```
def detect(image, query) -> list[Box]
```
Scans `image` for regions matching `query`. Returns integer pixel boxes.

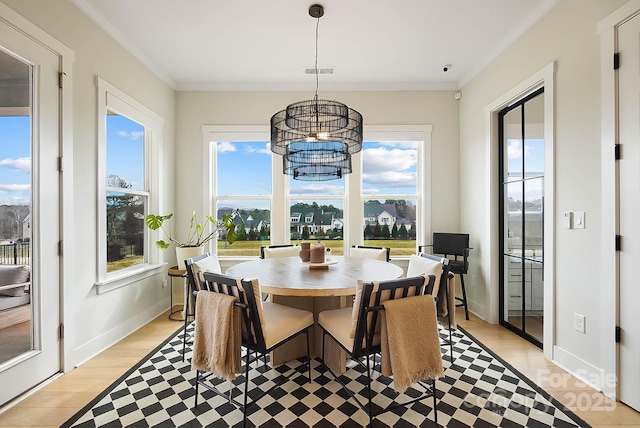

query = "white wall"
[1,0,176,368]
[175,90,461,246]
[459,0,626,393]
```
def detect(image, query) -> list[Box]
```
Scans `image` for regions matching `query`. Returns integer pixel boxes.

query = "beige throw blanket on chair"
[191,291,242,381]
[381,295,444,393]
[436,272,457,329]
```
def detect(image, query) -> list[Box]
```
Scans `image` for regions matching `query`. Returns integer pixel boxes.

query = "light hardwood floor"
[0,307,639,427]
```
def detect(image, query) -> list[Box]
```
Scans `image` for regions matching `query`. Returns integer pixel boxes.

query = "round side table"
[167,266,187,321]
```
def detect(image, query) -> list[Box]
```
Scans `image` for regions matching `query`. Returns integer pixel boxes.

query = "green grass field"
[217,239,417,257]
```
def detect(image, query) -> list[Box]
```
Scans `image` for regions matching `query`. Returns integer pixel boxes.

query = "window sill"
[95,263,165,294]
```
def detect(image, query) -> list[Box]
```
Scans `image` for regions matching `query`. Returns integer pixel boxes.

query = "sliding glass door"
[498,87,544,347]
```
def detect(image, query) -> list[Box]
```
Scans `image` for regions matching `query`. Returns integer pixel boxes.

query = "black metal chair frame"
[418,253,455,360]
[319,275,439,427]
[420,232,472,320]
[193,271,312,428]
[182,252,212,361]
[351,244,391,262]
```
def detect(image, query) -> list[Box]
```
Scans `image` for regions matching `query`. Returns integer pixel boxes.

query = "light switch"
[563,212,572,229]
[574,211,585,229]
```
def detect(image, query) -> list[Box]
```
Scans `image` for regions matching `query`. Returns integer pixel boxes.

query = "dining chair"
[420,232,472,319]
[318,275,442,427]
[193,271,314,428]
[408,253,455,359]
[350,245,390,261]
[183,253,221,361]
[259,244,300,259]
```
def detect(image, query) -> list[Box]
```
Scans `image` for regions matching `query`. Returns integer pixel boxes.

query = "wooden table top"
[225,256,404,297]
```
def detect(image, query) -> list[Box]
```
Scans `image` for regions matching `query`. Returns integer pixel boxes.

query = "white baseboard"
[552,345,615,399]
[72,300,169,368]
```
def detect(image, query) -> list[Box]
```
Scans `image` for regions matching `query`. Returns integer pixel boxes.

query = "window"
[96,78,163,290]
[361,137,422,257]
[205,125,431,259]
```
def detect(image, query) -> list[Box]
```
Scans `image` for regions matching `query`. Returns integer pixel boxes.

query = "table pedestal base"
[270,295,351,374]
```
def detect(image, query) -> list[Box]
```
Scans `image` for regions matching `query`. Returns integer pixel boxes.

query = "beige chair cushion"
[318,307,354,351]
[407,255,443,295]
[262,301,314,349]
[262,246,300,258]
[193,255,222,290]
[350,247,387,261]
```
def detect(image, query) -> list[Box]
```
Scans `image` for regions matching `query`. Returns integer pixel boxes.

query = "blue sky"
[0,116,31,206]
[106,114,144,190]
[0,114,544,209]
[216,140,418,198]
[506,138,545,202]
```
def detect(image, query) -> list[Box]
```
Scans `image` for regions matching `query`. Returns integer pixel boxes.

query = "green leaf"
[155,240,171,249]
[145,213,172,230]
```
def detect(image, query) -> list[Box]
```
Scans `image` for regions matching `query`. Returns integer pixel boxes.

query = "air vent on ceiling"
[305,67,334,75]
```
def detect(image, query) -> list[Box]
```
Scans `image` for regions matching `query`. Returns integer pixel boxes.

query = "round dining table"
[226,255,404,297]
[226,256,404,372]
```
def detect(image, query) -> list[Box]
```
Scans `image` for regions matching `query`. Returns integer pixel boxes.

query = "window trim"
[203,124,432,259]
[95,77,164,292]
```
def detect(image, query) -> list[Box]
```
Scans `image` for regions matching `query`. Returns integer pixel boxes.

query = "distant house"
[22,212,31,240]
[363,204,397,229]
[290,209,343,236]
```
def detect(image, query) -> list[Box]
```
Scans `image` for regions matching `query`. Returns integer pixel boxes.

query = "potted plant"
[145,210,238,269]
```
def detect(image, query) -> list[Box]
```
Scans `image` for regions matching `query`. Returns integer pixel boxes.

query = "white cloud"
[507,140,533,159]
[375,141,418,149]
[363,147,416,173]
[363,171,417,187]
[290,183,344,194]
[117,130,144,140]
[0,157,30,172]
[244,143,271,155]
[0,184,31,205]
[217,142,237,153]
[0,184,30,192]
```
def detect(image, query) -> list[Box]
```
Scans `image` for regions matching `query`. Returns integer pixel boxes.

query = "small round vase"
[299,242,311,262]
[310,243,325,263]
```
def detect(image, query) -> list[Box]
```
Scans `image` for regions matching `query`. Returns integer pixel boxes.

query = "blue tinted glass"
[217,141,272,195]
[106,113,144,191]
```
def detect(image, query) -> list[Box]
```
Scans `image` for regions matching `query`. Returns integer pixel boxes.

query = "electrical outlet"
[162,279,168,288]
[574,313,585,334]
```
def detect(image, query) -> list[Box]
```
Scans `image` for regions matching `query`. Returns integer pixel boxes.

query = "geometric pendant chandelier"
[270,4,363,181]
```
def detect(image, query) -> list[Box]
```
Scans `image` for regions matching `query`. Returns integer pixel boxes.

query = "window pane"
[363,141,417,195]
[290,200,344,255]
[217,199,270,257]
[106,192,145,271]
[363,199,416,256]
[505,181,523,255]
[106,112,144,191]
[503,105,522,183]
[524,93,544,178]
[289,176,344,195]
[217,141,272,195]
[524,177,543,260]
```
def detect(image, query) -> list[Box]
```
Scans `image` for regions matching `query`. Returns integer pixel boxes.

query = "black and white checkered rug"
[61,323,589,427]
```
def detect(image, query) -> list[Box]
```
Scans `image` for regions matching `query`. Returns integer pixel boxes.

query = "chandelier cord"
[314,13,320,102]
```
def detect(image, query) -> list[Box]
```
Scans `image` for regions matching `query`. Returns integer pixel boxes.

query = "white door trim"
[0,2,75,375]
[598,1,640,402]
[483,62,556,360]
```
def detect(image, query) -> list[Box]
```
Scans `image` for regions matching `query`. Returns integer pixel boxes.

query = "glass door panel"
[499,88,544,348]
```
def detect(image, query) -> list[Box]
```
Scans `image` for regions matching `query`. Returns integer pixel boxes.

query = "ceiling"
[73,0,556,92]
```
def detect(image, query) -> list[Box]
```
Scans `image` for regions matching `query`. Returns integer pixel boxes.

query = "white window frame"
[350,125,432,255]
[95,77,163,293]
[203,125,432,258]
